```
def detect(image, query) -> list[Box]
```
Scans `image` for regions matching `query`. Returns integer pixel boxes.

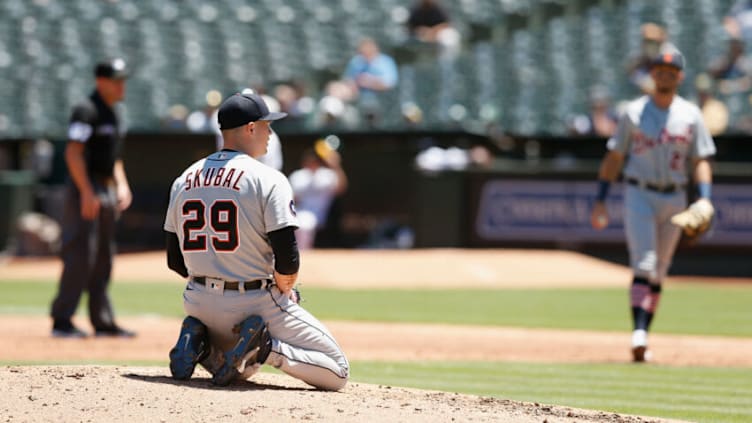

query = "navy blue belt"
[192,276,271,291]
[626,178,685,194]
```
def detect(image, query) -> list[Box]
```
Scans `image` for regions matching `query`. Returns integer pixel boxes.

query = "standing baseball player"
[590,47,716,362]
[50,58,135,338]
[164,92,349,389]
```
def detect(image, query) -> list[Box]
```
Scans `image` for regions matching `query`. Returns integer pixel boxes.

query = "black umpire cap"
[94,58,129,79]
[217,93,287,130]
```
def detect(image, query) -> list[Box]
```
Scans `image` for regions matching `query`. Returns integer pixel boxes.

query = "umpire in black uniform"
[50,58,135,338]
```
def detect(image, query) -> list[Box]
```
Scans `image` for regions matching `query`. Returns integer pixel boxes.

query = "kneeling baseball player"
[163,92,349,390]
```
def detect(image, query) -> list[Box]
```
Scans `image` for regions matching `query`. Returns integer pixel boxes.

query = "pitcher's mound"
[1,365,676,422]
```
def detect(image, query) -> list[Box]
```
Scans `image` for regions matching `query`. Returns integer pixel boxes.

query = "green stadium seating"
[0,0,744,138]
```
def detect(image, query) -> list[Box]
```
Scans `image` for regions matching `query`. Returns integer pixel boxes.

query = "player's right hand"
[590,201,609,230]
[80,190,101,220]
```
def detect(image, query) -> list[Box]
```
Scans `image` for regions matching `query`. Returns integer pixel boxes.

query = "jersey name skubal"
[184,167,245,191]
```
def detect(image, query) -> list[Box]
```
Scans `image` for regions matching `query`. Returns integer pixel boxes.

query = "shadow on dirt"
[121,372,312,392]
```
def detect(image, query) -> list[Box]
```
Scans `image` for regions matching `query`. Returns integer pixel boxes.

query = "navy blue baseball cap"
[651,50,684,70]
[217,93,287,130]
[94,58,129,79]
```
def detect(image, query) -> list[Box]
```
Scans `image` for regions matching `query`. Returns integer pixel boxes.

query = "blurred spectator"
[342,38,399,104]
[186,90,223,134]
[693,73,729,136]
[15,212,61,256]
[288,139,347,250]
[568,85,618,137]
[724,0,752,45]
[626,23,667,95]
[314,81,361,128]
[401,101,424,126]
[274,82,315,120]
[414,139,494,171]
[315,38,398,127]
[406,0,461,59]
[162,104,190,130]
[707,36,752,95]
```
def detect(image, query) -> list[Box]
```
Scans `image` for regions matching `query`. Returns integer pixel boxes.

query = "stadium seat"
[0,0,745,138]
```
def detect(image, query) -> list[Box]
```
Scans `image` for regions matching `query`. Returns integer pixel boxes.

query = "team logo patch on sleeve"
[289,200,297,216]
[68,121,93,142]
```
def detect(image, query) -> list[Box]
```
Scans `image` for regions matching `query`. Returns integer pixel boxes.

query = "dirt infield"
[2,315,752,368]
[2,249,751,367]
[2,249,750,367]
[0,249,747,422]
[0,366,678,423]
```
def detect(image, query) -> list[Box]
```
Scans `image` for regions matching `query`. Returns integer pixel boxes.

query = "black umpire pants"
[50,180,118,330]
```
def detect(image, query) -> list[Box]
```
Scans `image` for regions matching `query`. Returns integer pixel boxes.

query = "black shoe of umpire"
[95,325,137,338]
[52,320,88,338]
[169,316,209,380]
[211,315,271,386]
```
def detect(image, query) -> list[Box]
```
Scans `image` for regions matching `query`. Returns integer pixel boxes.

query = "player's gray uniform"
[608,95,716,281]
[164,150,349,390]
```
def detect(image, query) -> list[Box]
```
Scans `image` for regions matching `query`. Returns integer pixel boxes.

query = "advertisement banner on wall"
[474,180,752,246]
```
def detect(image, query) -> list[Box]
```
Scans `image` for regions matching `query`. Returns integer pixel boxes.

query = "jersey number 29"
[182,200,239,252]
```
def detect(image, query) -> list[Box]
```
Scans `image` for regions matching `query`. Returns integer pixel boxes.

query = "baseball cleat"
[632,346,653,363]
[631,329,650,363]
[212,315,271,386]
[52,327,88,338]
[169,316,209,380]
[632,346,646,362]
[52,320,88,338]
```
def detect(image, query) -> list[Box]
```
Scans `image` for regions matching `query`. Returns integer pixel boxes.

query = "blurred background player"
[724,0,752,45]
[50,59,135,338]
[567,85,619,138]
[590,47,716,362]
[288,138,348,250]
[706,35,752,96]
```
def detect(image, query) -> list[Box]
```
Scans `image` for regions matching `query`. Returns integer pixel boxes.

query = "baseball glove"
[670,198,714,239]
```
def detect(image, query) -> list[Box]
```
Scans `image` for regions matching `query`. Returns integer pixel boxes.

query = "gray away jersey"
[607,95,716,186]
[164,150,298,281]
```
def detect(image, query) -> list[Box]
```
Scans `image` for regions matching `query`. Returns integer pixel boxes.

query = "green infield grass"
[2,280,751,337]
[351,361,752,423]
